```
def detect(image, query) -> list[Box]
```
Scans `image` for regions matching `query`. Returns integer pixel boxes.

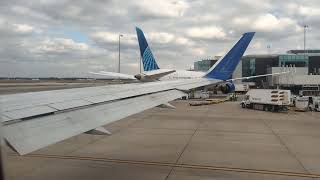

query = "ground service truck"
[241,89,291,112]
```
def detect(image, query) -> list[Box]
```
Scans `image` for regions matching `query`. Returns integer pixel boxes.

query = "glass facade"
[278,55,308,67]
[242,57,256,77]
[240,53,320,87]
[242,54,310,78]
[194,59,217,71]
[309,56,320,74]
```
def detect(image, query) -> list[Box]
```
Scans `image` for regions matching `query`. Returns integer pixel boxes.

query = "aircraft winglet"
[136,27,160,71]
[204,32,255,80]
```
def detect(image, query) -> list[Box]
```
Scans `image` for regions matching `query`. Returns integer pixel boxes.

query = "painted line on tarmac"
[12,153,320,178]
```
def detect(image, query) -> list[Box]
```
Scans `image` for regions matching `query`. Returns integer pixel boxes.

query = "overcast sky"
[0,0,319,77]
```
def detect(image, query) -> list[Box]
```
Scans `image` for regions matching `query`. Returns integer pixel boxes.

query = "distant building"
[195,50,320,95]
[240,50,320,95]
[194,56,220,71]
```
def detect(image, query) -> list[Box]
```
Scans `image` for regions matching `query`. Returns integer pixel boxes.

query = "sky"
[0,0,319,77]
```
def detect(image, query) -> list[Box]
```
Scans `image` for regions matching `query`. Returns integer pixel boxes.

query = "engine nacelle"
[219,82,235,94]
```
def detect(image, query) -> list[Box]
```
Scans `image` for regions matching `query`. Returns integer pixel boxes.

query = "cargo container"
[295,96,309,111]
[240,89,291,112]
[310,96,320,112]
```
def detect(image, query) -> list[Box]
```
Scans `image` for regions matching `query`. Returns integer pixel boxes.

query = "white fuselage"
[159,70,205,80]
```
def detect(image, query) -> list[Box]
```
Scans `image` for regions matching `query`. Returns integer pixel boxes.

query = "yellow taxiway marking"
[11,153,320,178]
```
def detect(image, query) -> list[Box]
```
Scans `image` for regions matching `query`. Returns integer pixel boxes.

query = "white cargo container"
[193,91,209,99]
[310,96,320,112]
[241,89,291,112]
[294,96,309,111]
[235,83,249,92]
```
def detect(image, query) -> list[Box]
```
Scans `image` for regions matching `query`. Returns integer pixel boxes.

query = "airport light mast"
[118,34,123,73]
[139,57,141,73]
[304,25,308,57]
[0,117,6,180]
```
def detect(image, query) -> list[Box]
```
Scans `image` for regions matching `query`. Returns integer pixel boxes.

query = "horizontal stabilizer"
[90,71,136,80]
[135,69,175,81]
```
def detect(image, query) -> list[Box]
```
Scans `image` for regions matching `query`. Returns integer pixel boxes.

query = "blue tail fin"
[136,27,160,71]
[204,32,255,80]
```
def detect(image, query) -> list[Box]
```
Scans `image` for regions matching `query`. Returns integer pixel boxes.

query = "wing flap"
[48,99,92,110]
[3,105,57,121]
[4,90,186,155]
[83,94,117,104]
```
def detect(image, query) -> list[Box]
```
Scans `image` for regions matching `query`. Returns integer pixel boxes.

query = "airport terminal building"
[194,57,219,71]
[194,50,320,95]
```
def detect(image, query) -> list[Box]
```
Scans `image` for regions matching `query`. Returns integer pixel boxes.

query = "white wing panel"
[0,84,134,112]
[1,115,11,122]
[0,84,174,122]
[48,99,92,110]
[3,106,57,121]
[4,90,186,155]
[83,94,117,104]
[0,78,220,123]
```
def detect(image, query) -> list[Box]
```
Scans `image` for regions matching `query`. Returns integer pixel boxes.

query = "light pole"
[0,117,6,180]
[118,34,123,73]
[139,56,142,73]
[304,25,308,55]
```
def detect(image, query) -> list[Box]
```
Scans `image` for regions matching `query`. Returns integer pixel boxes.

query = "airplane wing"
[1,31,255,155]
[89,71,136,80]
[1,79,216,155]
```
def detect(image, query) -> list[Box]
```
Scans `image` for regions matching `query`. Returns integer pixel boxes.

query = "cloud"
[0,21,41,36]
[132,0,189,18]
[252,14,298,32]
[0,0,319,77]
[13,24,37,33]
[148,32,175,44]
[91,32,119,43]
[90,31,137,49]
[186,26,227,40]
[175,37,194,46]
[31,38,89,54]
[286,3,320,17]
[232,17,251,26]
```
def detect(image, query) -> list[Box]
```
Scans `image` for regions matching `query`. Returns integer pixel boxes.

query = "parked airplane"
[92,27,205,81]
[136,27,207,80]
[93,27,288,85]
[135,27,289,82]
[1,31,255,155]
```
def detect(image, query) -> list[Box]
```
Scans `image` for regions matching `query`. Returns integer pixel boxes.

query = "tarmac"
[2,85,320,180]
[0,79,132,94]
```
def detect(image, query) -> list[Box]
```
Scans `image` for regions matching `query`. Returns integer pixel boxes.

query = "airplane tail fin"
[136,27,160,71]
[204,32,255,80]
